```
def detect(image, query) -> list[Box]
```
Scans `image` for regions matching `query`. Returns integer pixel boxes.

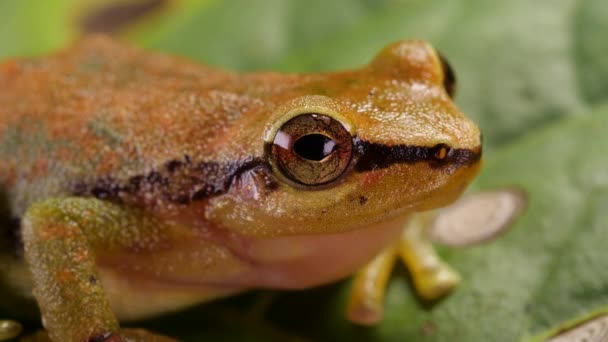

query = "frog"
[0,35,482,341]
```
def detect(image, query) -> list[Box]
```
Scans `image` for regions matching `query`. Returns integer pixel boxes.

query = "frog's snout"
[435,143,482,170]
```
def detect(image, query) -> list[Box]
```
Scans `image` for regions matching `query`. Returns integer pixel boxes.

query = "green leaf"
[133,0,395,71]
[0,0,73,59]
[2,0,608,341]
[574,0,608,105]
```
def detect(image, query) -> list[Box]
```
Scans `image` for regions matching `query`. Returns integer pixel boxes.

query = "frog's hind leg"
[21,197,175,342]
[346,213,459,325]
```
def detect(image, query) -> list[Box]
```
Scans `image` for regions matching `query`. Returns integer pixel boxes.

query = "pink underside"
[102,215,405,292]
[99,215,405,320]
[240,216,404,289]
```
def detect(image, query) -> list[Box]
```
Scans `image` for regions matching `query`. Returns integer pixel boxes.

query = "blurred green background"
[1,0,608,341]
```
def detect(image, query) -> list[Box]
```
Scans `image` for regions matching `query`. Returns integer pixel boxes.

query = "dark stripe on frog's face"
[354,139,482,171]
[71,156,275,205]
[72,141,480,205]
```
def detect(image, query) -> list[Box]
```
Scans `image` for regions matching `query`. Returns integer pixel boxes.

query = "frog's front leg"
[397,213,461,301]
[21,197,175,342]
[347,245,398,324]
[347,213,459,325]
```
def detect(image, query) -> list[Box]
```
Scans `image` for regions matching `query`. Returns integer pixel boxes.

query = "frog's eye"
[438,53,456,98]
[269,113,354,186]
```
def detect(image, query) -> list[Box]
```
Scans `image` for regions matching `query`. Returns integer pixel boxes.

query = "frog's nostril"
[432,144,451,161]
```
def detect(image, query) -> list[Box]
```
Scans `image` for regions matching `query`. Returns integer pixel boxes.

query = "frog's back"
[0,35,277,217]
[0,36,269,308]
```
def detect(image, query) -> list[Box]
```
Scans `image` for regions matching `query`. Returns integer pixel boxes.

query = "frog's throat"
[70,141,481,206]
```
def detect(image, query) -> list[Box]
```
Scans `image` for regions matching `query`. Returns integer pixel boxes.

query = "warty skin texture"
[0,35,481,341]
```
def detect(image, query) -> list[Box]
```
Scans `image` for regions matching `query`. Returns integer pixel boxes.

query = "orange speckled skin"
[0,36,481,341]
[0,35,479,222]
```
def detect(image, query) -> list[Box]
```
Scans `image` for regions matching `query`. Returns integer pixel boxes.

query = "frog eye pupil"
[294,134,336,161]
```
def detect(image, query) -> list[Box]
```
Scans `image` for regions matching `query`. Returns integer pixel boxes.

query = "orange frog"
[0,36,481,341]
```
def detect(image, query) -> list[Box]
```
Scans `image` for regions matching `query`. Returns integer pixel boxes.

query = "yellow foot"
[346,189,526,324]
[398,213,460,300]
[346,213,459,325]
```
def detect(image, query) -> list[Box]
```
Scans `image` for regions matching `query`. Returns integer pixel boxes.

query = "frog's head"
[207,41,481,237]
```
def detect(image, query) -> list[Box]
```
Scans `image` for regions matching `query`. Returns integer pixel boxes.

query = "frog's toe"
[405,258,461,301]
[0,319,22,341]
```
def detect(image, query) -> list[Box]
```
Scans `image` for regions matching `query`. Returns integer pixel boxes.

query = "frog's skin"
[0,36,481,341]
